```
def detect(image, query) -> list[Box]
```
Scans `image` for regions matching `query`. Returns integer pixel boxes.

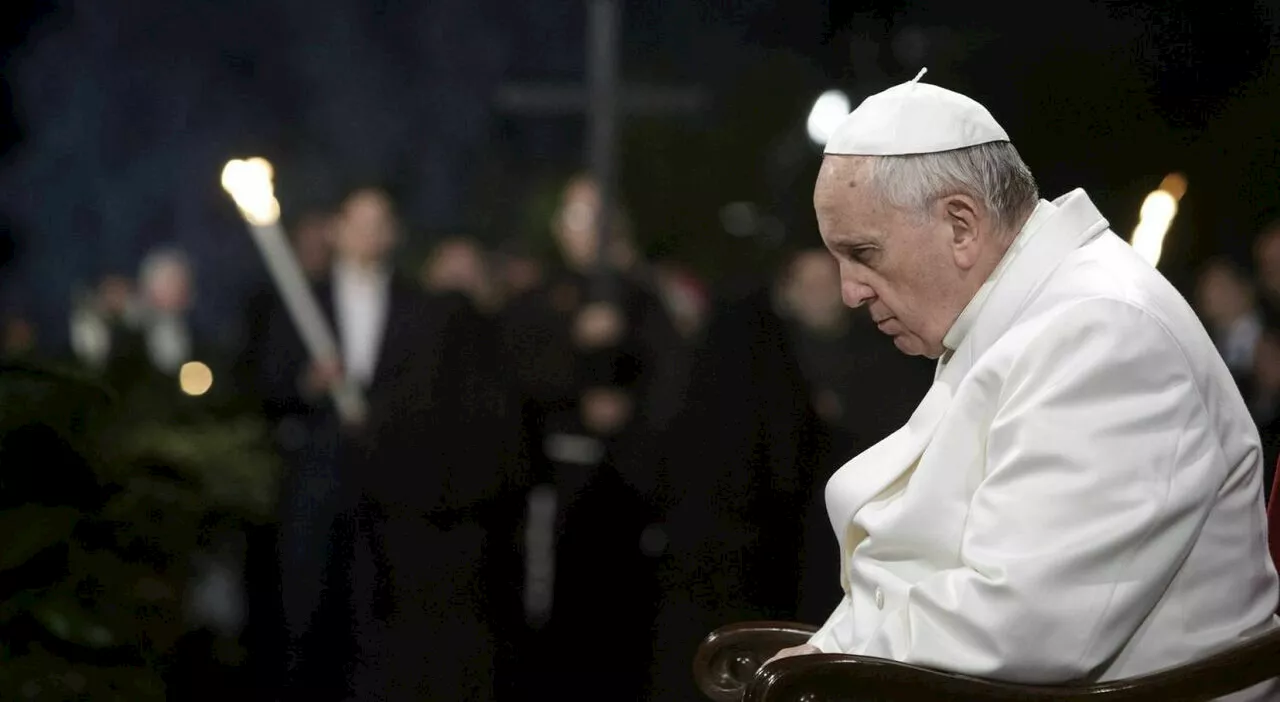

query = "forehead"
[815,156,870,199]
[814,156,885,238]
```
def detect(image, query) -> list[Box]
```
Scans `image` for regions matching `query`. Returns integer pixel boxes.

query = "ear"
[942,194,983,270]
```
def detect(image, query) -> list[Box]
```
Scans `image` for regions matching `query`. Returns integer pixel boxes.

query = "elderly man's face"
[813,156,991,358]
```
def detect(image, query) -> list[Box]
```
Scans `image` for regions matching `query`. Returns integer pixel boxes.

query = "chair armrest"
[744,627,1280,702]
[747,654,1083,702]
[693,621,820,702]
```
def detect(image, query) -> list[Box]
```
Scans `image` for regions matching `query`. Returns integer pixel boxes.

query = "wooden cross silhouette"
[494,0,706,302]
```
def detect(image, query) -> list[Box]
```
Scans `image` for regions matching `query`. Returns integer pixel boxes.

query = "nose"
[841,279,875,308]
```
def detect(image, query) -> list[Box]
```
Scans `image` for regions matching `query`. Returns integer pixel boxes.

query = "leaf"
[0,506,80,572]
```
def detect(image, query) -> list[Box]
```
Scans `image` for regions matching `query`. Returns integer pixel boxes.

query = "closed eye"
[837,244,878,264]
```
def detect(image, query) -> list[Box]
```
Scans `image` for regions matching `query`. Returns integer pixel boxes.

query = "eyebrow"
[830,232,879,249]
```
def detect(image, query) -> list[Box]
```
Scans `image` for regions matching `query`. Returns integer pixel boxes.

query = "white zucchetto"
[824,68,1010,156]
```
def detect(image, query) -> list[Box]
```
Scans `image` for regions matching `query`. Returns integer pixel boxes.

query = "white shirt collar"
[332,259,391,387]
[938,200,1055,364]
[333,258,389,286]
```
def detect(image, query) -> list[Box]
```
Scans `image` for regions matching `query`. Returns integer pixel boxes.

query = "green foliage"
[0,360,281,699]
[0,648,166,702]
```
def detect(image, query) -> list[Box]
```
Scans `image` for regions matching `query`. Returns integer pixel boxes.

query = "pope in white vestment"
[788,70,1280,700]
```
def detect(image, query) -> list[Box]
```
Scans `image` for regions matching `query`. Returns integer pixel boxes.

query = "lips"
[875,316,899,333]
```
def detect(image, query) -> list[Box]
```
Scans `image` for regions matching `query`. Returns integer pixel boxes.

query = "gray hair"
[866,141,1039,235]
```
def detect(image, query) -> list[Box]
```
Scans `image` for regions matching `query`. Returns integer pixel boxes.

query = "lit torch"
[221,158,366,425]
[1130,173,1187,269]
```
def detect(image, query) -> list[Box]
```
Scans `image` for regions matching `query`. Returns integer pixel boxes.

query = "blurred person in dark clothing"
[1253,220,1280,311]
[253,187,523,701]
[1251,322,1280,503]
[651,260,710,341]
[646,279,826,702]
[493,239,545,306]
[498,174,688,699]
[88,249,227,395]
[249,197,378,697]
[1194,255,1262,386]
[773,249,933,625]
[420,235,500,314]
[232,207,336,692]
[68,274,136,372]
[777,249,935,451]
[136,249,199,374]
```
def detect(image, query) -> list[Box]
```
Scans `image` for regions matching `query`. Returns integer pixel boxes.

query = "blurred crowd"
[1194,223,1280,497]
[1,173,1275,701]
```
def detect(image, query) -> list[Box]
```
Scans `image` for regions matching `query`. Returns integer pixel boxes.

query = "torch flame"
[1129,173,1186,268]
[221,157,281,226]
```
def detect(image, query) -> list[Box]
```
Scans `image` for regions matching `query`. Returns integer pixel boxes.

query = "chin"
[891,335,937,358]
[890,336,918,355]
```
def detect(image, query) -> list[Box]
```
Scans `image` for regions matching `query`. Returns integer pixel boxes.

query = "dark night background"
[0,0,1278,355]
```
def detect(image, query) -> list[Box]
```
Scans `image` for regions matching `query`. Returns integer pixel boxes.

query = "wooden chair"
[693,466,1280,701]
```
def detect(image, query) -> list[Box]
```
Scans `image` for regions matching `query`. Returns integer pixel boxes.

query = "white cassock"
[809,189,1280,700]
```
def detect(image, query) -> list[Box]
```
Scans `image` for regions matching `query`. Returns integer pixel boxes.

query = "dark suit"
[348,286,526,702]
[249,278,358,695]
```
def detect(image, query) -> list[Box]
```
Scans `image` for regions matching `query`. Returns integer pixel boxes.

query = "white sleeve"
[808,593,854,652]
[854,299,1221,682]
